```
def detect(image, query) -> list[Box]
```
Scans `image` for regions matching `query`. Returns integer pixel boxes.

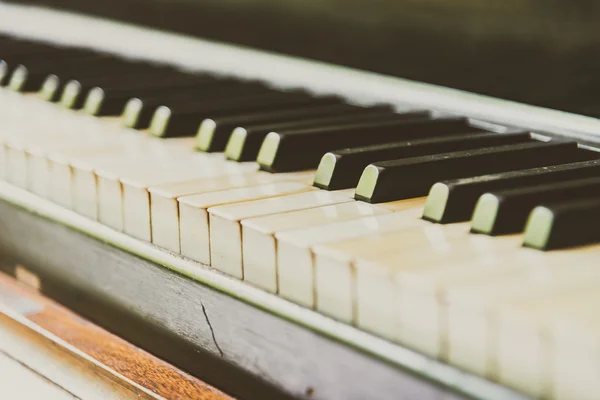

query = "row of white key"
[4,90,598,399]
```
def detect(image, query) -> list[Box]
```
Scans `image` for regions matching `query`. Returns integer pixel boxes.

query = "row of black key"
[3,34,600,252]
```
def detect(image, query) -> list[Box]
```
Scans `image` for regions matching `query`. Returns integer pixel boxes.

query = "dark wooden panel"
[0,198,470,400]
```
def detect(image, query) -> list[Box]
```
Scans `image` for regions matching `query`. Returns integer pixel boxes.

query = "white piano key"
[275,204,424,309]
[379,196,428,211]
[93,154,226,232]
[0,142,6,180]
[241,200,388,293]
[553,299,600,400]
[496,289,600,399]
[97,168,126,230]
[353,233,521,344]
[121,162,257,242]
[438,247,600,378]
[71,160,99,219]
[47,154,74,208]
[209,190,353,279]
[70,141,200,220]
[149,171,315,253]
[178,182,313,265]
[313,222,470,324]
[5,141,29,188]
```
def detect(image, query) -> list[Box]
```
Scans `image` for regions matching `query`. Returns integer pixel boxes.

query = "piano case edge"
[0,181,527,400]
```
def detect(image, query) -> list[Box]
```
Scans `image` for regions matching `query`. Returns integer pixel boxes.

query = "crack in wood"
[201,302,224,358]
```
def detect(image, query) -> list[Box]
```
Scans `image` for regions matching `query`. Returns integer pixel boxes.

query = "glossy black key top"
[224,106,400,161]
[57,63,177,108]
[195,102,367,153]
[223,108,407,163]
[149,91,331,138]
[313,131,532,190]
[122,80,269,129]
[422,159,600,223]
[256,116,479,173]
[471,177,600,235]
[7,52,115,93]
[355,140,583,203]
[82,73,220,115]
[0,60,7,86]
[523,198,600,250]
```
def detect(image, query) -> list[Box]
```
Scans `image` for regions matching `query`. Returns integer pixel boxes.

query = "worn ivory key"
[552,293,600,400]
[275,202,425,309]
[178,182,314,265]
[312,221,470,323]
[27,137,120,198]
[92,152,236,231]
[121,161,257,241]
[351,234,522,358]
[391,245,600,377]
[240,200,389,293]
[149,170,315,253]
[70,138,203,219]
[208,190,355,279]
[353,234,521,343]
[496,287,600,399]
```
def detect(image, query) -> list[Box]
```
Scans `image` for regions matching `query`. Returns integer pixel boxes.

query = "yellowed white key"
[99,160,244,232]
[209,190,354,279]
[241,201,389,293]
[313,221,470,324]
[70,142,209,219]
[149,170,315,253]
[178,182,314,264]
[0,141,5,180]
[353,233,521,342]
[496,288,600,399]
[26,132,137,197]
[379,196,428,211]
[92,153,234,231]
[553,297,600,400]
[43,144,137,208]
[350,233,522,358]
[276,203,424,309]
[121,162,257,241]
[4,140,28,187]
[2,126,79,188]
[435,246,600,377]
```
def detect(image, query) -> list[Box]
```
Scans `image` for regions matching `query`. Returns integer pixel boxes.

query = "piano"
[0,0,599,399]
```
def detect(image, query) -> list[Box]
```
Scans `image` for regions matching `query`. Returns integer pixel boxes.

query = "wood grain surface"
[0,272,233,400]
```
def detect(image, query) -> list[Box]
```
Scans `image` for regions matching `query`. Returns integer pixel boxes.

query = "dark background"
[8,0,600,116]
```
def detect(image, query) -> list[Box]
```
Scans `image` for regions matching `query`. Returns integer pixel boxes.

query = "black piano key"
[354,140,584,203]
[82,73,221,115]
[257,116,478,173]
[149,91,333,138]
[7,53,118,93]
[313,131,532,190]
[195,102,365,153]
[471,177,600,235]
[1,43,112,93]
[422,159,600,223]
[122,80,271,129]
[57,62,178,108]
[523,198,600,250]
[0,60,7,86]
[224,105,400,161]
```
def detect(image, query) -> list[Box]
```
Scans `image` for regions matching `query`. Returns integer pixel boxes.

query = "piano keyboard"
[3,7,600,400]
